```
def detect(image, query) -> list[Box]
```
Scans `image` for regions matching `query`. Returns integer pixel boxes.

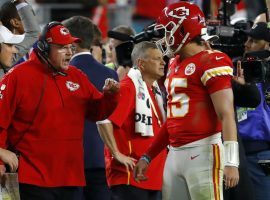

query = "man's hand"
[133,159,149,183]
[0,149,18,173]
[232,61,245,85]
[223,166,239,189]
[103,78,119,94]
[113,151,136,171]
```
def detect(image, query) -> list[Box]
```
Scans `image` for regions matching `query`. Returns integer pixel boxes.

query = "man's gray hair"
[131,41,158,68]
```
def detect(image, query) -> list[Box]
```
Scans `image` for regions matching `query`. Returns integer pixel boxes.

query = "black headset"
[36,21,67,76]
[37,21,62,57]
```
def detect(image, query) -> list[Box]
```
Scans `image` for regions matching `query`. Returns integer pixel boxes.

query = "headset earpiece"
[37,40,49,57]
[37,21,62,57]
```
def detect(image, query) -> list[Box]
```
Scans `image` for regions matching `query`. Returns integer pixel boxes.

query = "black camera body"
[238,50,270,83]
[208,21,250,58]
[115,41,134,68]
[206,0,252,58]
[108,24,164,68]
[241,59,270,83]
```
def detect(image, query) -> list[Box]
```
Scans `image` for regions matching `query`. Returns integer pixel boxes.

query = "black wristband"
[140,154,151,164]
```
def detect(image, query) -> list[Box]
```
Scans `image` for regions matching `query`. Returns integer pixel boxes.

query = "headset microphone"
[37,51,67,76]
[56,70,67,77]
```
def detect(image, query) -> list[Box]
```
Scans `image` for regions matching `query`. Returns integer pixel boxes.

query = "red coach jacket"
[0,51,116,187]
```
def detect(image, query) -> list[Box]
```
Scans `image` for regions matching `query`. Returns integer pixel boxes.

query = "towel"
[128,68,166,136]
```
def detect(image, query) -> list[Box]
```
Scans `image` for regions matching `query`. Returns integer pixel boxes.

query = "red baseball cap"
[45,24,81,45]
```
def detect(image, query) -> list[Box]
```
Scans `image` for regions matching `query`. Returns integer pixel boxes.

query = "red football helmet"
[155,2,208,56]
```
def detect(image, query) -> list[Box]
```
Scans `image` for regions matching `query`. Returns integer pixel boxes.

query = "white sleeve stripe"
[201,66,233,86]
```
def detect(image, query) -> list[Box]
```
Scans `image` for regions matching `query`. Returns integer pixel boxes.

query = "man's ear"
[137,58,144,71]
[9,18,21,31]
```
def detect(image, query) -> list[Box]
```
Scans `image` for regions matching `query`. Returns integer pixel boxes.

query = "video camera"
[208,21,251,58]
[107,24,164,67]
[207,0,270,83]
[207,0,251,58]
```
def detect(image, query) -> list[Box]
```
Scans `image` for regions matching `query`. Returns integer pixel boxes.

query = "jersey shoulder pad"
[200,50,232,69]
[199,51,233,86]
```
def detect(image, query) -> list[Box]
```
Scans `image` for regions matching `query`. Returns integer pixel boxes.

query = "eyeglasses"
[50,44,76,52]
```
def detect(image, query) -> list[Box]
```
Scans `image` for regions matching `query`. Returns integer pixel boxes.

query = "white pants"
[162,134,224,200]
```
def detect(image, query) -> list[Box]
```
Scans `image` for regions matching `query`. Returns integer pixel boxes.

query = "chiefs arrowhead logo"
[60,27,70,36]
[66,81,80,91]
[0,84,6,91]
[167,6,190,19]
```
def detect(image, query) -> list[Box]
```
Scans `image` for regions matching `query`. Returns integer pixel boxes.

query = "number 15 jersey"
[165,50,233,147]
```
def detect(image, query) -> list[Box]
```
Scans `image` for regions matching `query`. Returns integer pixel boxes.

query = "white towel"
[128,68,166,137]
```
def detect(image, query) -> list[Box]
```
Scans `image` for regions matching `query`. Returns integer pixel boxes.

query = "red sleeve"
[206,76,232,94]
[0,72,21,149]
[78,70,118,121]
[146,121,169,160]
[199,51,233,94]
[108,79,135,128]
[86,92,118,121]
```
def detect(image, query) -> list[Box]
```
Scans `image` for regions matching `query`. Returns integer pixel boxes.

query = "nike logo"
[216,56,224,60]
[191,154,200,160]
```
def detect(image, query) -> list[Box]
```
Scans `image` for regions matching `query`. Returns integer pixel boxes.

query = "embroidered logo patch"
[185,63,196,75]
[137,91,145,100]
[215,56,224,61]
[191,154,200,160]
[0,84,6,99]
[0,84,6,91]
[66,81,80,91]
[60,27,69,36]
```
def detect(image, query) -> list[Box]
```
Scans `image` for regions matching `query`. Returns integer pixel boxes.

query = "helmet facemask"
[155,17,188,58]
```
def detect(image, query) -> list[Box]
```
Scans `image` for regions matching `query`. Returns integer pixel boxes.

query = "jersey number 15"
[165,78,190,118]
